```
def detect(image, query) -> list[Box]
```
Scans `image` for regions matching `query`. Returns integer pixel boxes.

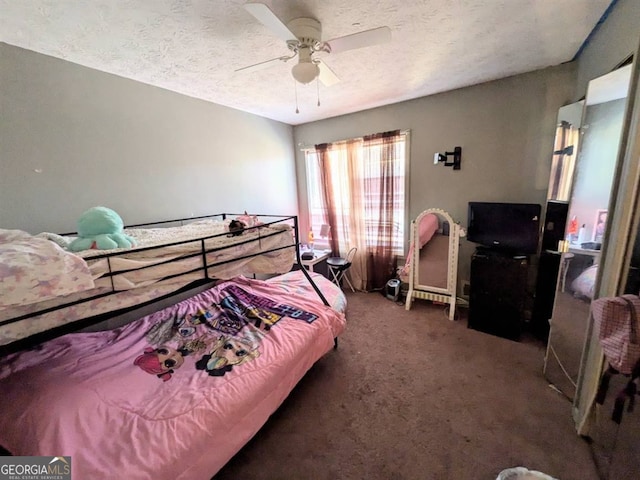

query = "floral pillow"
[0,229,95,308]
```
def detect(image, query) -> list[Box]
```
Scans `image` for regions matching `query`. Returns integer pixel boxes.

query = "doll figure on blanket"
[133,346,189,382]
[195,331,262,377]
[68,206,136,252]
[133,338,208,382]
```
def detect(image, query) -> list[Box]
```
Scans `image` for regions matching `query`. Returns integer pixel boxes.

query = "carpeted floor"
[213,292,600,480]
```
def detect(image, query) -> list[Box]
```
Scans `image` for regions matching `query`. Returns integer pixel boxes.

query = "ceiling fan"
[236,2,391,86]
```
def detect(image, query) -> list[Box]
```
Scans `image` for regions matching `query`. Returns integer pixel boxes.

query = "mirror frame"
[574,49,640,432]
[543,65,633,402]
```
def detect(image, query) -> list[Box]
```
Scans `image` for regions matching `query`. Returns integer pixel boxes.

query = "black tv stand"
[468,247,529,340]
[472,245,529,256]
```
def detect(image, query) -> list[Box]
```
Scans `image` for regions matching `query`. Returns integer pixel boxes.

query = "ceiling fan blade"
[317,60,340,87]
[235,55,292,73]
[325,26,391,54]
[244,2,297,42]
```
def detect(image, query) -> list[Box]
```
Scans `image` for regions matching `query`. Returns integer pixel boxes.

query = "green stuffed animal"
[68,206,136,252]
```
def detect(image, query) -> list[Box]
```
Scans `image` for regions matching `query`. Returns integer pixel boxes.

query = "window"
[305,132,407,254]
[548,120,580,201]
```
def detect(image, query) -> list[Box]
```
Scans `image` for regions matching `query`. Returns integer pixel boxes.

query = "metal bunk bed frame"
[0,213,330,355]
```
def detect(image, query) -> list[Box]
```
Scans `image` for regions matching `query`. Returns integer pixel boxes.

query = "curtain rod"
[298,129,410,152]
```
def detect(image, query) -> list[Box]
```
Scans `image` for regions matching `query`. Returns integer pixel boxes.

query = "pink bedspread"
[0,272,346,480]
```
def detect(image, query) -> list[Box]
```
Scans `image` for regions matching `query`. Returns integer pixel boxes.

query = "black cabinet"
[468,248,529,340]
[541,200,569,252]
[531,251,562,341]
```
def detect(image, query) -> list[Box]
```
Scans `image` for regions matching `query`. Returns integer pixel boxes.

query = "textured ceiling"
[0,0,612,125]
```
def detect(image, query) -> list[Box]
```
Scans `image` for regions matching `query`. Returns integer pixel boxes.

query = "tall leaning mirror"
[542,62,633,401]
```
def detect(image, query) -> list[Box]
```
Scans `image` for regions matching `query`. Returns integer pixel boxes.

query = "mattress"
[0,271,346,480]
[79,219,295,290]
[0,277,199,347]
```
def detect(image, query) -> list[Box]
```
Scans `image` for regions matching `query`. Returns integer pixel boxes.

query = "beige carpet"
[213,292,599,480]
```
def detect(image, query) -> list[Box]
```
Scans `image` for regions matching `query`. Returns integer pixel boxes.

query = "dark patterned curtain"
[314,130,403,291]
[314,143,339,256]
[361,130,402,290]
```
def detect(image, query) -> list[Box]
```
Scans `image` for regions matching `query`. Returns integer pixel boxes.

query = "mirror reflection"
[547,101,583,202]
[542,63,633,401]
[590,209,640,480]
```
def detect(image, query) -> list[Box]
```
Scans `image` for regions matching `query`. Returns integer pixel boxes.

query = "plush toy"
[68,206,136,252]
[236,211,263,229]
[227,212,264,237]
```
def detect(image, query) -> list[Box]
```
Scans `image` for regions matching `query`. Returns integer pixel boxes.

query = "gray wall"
[0,43,298,234]
[568,98,626,241]
[575,0,640,100]
[293,64,577,285]
[2,0,637,281]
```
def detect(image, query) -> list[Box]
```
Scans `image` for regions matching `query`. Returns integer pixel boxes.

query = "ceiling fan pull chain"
[317,76,321,107]
[295,78,300,114]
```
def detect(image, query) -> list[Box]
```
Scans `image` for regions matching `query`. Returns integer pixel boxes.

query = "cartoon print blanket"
[0,272,346,480]
[136,282,322,380]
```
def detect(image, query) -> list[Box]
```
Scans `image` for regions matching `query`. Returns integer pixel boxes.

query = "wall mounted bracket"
[434,146,462,170]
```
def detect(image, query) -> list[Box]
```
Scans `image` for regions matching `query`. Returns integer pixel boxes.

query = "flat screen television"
[467,202,541,254]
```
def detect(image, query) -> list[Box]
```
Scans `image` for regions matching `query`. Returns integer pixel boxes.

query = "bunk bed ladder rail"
[292,217,330,308]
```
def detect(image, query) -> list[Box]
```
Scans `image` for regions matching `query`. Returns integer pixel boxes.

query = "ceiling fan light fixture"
[291,61,320,84]
[241,3,392,90]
